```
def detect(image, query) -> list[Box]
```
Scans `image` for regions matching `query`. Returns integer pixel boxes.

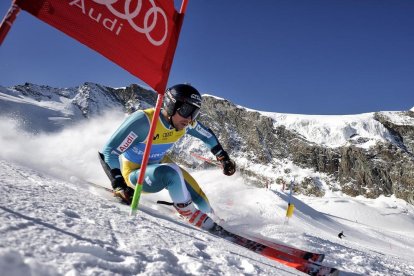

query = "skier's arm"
[186,120,220,149]
[187,121,236,176]
[100,111,150,189]
[101,111,150,170]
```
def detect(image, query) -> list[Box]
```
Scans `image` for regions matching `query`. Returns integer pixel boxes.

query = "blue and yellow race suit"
[101,108,220,213]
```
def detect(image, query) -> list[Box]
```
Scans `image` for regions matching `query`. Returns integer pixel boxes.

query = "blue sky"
[1,0,413,114]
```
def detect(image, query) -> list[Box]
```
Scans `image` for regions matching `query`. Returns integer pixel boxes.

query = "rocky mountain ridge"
[1,82,413,204]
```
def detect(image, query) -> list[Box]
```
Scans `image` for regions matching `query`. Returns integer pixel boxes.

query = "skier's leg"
[160,156,213,214]
[180,167,212,214]
[117,156,165,203]
[123,158,215,230]
[124,163,179,193]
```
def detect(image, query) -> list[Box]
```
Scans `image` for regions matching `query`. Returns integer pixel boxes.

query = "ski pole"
[190,152,221,167]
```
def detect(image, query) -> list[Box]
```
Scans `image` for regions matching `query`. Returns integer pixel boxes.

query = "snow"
[202,94,226,101]
[261,112,396,149]
[1,87,414,275]
[379,111,414,126]
[0,159,296,276]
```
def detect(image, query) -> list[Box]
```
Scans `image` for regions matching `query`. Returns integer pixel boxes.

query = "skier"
[338,231,345,239]
[100,84,236,230]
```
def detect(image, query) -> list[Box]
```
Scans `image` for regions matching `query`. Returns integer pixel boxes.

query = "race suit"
[101,108,220,213]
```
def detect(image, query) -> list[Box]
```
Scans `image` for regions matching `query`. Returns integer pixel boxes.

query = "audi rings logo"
[70,0,168,46]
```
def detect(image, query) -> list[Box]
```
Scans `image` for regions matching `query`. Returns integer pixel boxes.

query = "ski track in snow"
[0,160,301,276]
[1,160,414,275]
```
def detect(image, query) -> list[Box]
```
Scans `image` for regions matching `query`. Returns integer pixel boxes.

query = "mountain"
[1,82,414,275]
[196,97,414,205]
[1,82,412,204]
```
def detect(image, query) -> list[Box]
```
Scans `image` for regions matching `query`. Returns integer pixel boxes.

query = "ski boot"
[174,200,215,230]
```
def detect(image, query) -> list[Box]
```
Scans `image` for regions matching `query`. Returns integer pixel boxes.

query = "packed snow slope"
[1,160,303,276]
[1,86,414,275]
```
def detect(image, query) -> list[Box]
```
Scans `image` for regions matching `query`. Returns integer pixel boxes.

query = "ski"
[85,181,339,275]
[242,233,324,263]
[210,226,339,276]
[85,180,113,193]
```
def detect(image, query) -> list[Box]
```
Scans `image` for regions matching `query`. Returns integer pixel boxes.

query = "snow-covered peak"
[0,83,130,132]
[261,112,395,148]
[202,94,226,101]
[203,96,411,149]
[379,111,414,126]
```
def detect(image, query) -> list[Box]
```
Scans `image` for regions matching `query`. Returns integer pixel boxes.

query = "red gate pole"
[0,1,21,46]
[130,0,189,216]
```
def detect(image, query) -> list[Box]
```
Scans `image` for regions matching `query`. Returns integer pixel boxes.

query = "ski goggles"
[177,102,200,120]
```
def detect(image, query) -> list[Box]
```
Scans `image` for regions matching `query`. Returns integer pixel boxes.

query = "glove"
[110,168,127,190]
[211,144,236,176]
[110,168,135,205]
[114,186,135,205]
[216,151,236,176]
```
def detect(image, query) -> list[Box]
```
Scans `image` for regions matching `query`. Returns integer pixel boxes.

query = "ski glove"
[216,151,236,176]
[211,144,236,176]
[109,168,128,190]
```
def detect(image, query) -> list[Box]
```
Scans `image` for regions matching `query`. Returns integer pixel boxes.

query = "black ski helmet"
[164,84,202,120]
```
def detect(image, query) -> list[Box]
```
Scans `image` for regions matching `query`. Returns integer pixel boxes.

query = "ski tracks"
[0,160,300,275]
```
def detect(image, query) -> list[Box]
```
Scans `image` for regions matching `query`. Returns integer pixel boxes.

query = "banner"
[14,0,181,92]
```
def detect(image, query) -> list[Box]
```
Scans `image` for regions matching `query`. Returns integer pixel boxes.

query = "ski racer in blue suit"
[100,84,236,230]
